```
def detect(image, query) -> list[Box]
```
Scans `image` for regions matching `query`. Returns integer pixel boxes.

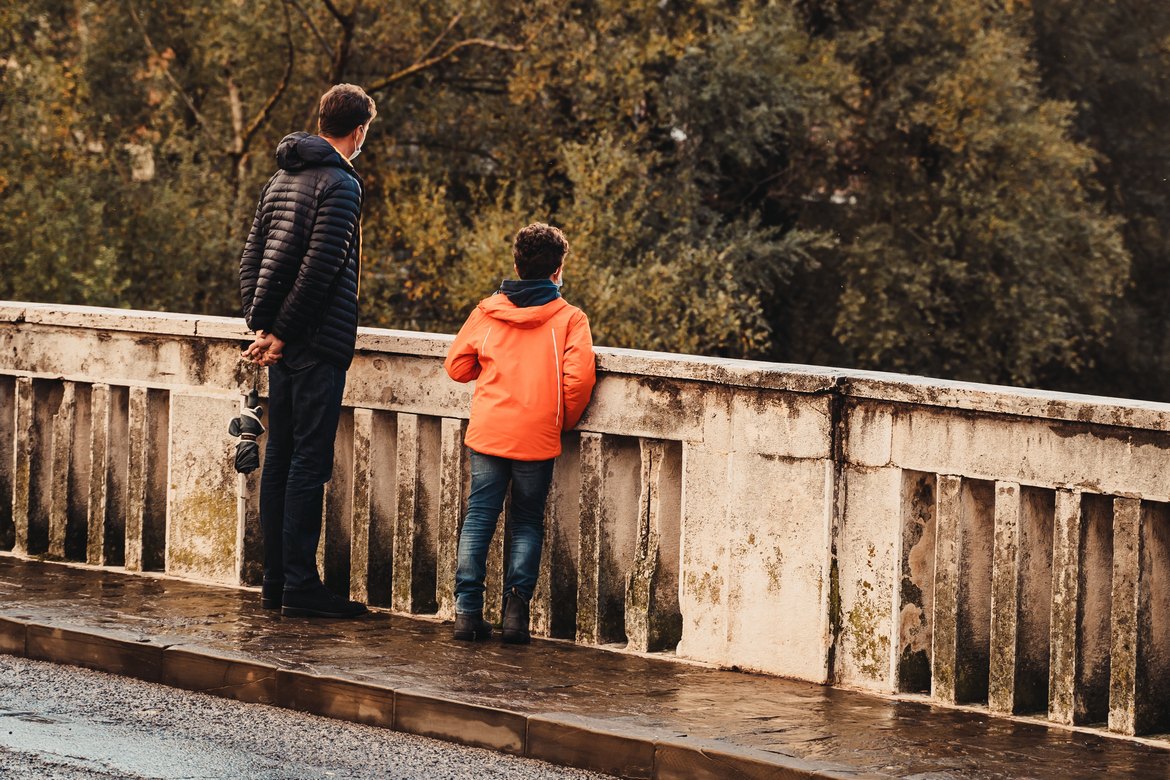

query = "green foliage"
[822,4,1128,384]
[1,0,1164,396]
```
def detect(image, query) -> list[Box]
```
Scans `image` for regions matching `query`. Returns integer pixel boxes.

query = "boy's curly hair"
[513,223,569,280]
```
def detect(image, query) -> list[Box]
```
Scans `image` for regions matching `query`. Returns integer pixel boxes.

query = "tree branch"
[417,12,462,63]
[367,37,525,92]
[319,0,350,28]
[126,1,214,137]
[289,0,334,60]
[240,2,297,154]
[319,0,360,84]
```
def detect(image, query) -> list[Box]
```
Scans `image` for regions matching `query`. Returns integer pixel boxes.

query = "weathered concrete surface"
[165,393,238,584]
[1048,490,1083,725]
[7,303,1170,739]
[835,466,900,689]
[5,556,1170,779]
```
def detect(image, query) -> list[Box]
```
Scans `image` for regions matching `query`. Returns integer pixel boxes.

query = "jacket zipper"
[551,326,562,428]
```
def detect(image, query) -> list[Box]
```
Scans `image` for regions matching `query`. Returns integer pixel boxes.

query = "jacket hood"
[275,132,352,173]
[478,293,568,328]
[500,278,561,308]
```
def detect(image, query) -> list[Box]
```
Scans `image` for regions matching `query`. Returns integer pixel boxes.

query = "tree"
[797,0,1129,386]
[1028,0,1170,399]
[0,0,1155,397]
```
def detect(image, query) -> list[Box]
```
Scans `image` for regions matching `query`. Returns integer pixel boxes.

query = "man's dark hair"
[318,84,376,137]
[513,223,569,280]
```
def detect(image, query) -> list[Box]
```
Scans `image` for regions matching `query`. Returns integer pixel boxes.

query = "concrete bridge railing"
[2,302,1169,739]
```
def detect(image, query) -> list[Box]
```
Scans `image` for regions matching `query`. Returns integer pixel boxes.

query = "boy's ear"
[514,263,520,277]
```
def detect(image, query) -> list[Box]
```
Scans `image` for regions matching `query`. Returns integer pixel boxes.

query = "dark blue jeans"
[454,450,555,615]
[260,354,347,591]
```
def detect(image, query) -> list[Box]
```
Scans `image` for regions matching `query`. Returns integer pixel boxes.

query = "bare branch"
[320,0,360,83]
[240,1,297,154]
[227,76,244,150]
[289,0,334,60]
[126,1,214,137]
[368,37,525,92]
[417,12,462,63]
[319,0,350,29]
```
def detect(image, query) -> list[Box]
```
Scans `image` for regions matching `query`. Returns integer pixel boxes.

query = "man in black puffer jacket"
[239,84,374,619]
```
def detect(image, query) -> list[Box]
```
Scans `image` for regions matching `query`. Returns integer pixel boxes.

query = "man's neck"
[321,134,353,163]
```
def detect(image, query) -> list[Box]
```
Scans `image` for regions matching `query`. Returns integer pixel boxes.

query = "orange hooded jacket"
[444,293,596,461]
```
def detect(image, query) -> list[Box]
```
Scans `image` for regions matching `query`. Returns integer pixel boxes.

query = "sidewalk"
[1,556,1166,779]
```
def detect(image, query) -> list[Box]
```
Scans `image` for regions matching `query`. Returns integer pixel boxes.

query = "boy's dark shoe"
[261,582,283,610]
[281,585,368,618]
[453,611,493,641]
[502,590,531,644]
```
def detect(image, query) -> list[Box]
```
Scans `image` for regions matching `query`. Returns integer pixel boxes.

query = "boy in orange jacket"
[444,223,596,643]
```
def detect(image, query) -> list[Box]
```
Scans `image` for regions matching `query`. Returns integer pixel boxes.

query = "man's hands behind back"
[242,330,286,367]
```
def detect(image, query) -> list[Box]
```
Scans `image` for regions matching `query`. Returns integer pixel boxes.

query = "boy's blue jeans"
[454,450,555,615]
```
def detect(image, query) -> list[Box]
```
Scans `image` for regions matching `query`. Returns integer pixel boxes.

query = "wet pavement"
[1,556,1169,779]
[0,654,611,779]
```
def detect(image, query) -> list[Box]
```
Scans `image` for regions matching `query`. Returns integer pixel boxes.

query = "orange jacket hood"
[478,294,568,328]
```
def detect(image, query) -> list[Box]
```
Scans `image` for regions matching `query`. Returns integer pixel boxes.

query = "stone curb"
[0,615,889,780]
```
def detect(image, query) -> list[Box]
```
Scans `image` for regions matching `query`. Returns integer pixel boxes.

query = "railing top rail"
[3,300,1169,432]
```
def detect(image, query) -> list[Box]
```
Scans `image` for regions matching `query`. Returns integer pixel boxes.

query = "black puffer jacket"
[239,132,363,368]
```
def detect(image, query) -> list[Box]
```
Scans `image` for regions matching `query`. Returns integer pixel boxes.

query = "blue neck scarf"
[499,278,561,308]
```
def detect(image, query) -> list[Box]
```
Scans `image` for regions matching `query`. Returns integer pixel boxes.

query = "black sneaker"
[453,611,493,641]
[501,590,530,645]
[261,582,283,611]
[281,585,368,618]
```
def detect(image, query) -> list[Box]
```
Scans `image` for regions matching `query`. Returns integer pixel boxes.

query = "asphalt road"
[0,655,610,779]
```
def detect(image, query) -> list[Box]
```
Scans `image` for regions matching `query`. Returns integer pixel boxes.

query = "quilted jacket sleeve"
[239,183,270,328]
[271,178,362,342]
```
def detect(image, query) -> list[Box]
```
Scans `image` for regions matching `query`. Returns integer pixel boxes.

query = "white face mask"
[349,126,366,161]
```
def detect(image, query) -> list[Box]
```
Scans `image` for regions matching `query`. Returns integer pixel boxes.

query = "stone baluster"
[125,387,168,572]
[932,475,994,704]
[0,377,14,553]
[393,413,440,613]
[931,474,963,703]
[1109,496,1142,734]
[435,418,468,620]
[1048,489,1081,724]
[125,386,148,571]
[347,409,398,607]
[12,377,34,555]
[532,439,582,640]
[896,471,936,694]
[1106,496,1170,737]
[624,439,682,653]
[322,411,354,595]
[1118,501,1170,735]
[989,481,1021,714]
[1048,489,1113,725]
[86,384,112,566]
[577,433,640,645]
[348,409,375,604]
[393,413,420,612]
[47,382,76,559]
